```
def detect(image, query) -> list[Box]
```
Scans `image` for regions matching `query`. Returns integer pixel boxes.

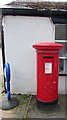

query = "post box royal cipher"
[33,42,63,103]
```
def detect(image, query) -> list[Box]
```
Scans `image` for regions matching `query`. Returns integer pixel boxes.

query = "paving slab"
[0,94,31,119]
[27,95,66,119]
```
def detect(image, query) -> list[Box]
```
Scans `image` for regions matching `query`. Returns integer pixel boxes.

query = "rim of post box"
[32,42,64,50]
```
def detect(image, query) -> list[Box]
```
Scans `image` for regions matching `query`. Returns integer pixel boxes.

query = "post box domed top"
[32,42,63,50]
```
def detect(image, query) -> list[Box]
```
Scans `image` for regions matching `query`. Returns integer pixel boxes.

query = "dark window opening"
[55,24,67,75]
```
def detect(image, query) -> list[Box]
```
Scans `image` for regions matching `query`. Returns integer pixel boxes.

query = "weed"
[20,101,26,105]
[1,82,4,87]
[2,92,6,96]
[20,94,31,99]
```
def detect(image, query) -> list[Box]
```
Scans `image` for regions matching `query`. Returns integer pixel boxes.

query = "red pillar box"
[33,42,63,103]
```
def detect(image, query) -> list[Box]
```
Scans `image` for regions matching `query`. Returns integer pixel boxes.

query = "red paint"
[33,42,63,102]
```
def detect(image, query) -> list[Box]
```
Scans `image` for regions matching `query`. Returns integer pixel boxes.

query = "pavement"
[0,75,66,120]
[0,94,32,119]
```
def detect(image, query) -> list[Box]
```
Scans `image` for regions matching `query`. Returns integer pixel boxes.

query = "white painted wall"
[59,76,66,94]
[3,15,66,94]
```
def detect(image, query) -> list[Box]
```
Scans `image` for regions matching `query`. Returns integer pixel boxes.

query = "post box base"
[35,98,60,115]
[37,98,58,104]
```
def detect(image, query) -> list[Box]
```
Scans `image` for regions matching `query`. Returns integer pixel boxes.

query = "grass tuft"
[20,94,31,99]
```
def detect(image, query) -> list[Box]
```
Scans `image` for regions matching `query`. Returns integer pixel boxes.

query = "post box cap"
[32,42,64,50]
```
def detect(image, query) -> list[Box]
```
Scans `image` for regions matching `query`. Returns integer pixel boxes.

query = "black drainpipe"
[1,20,6,93]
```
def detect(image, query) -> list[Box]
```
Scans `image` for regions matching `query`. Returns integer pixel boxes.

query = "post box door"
[37,53,59,102]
